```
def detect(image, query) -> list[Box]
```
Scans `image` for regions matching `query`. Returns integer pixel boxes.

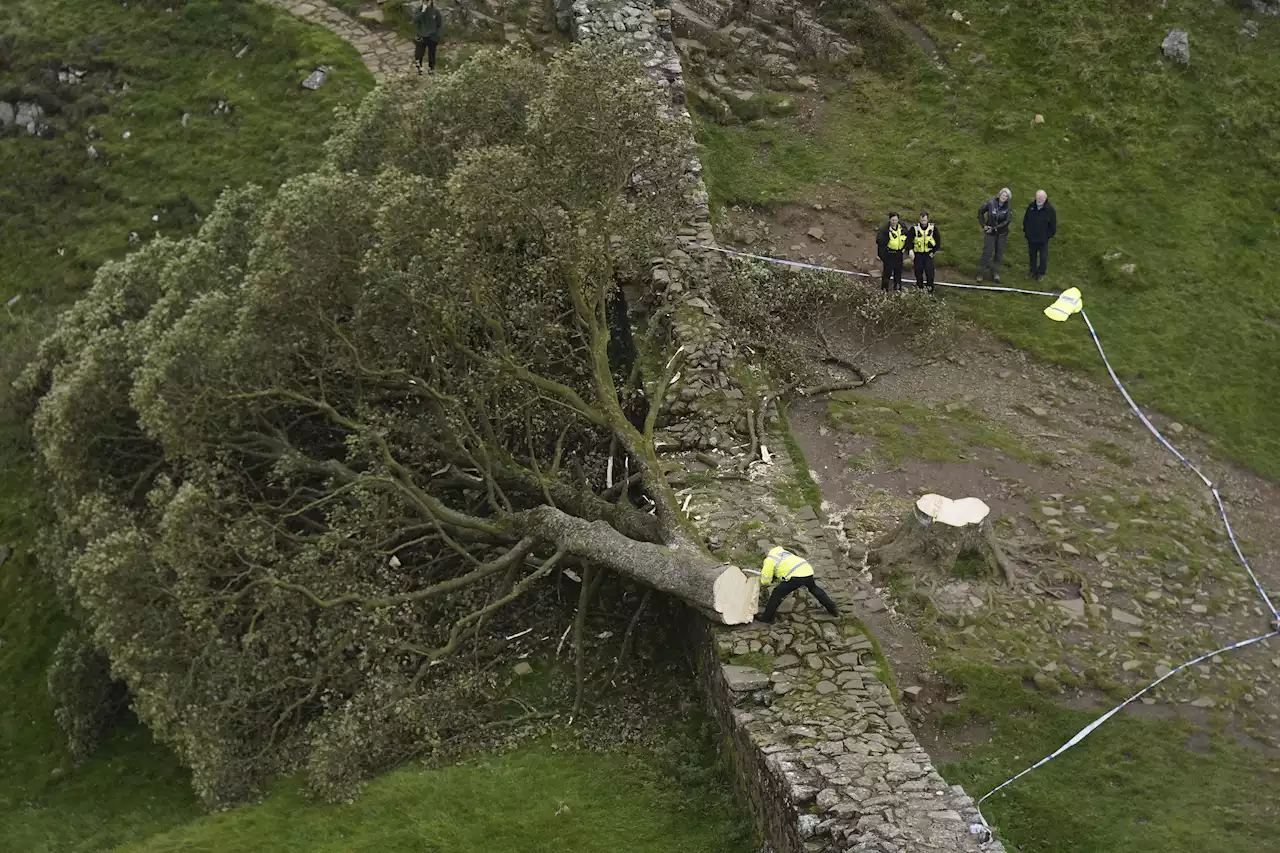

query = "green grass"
[938,664,1280,852]
[695,0,1280,478]
[827,394,1046,466]
[114,733,751,853]
[773,404,823,512]
[0,0,371,332]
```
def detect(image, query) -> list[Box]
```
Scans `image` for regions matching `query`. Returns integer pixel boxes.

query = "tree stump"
[869,494,1016,584]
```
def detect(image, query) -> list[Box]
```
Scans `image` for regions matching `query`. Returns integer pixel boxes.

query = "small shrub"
[47,628,128,764]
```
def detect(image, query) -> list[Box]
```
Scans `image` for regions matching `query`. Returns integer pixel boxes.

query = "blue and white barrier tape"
[688,241,1279,843]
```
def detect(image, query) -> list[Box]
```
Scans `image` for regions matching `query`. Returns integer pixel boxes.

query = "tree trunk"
[521,505,758,624]
[869,495,1016,584]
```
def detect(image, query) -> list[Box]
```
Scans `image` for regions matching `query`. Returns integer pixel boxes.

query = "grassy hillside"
[0,0,372,380]
[697,0,1280,477]
[939,665,1280,853]
[114,738,750,853]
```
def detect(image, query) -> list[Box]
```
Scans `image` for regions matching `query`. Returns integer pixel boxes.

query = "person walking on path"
[876,212,908,292]
[1022,189,1057,280]
[413,0,443,76]
[976,187,1013,283]
[908,210,941,294]
[757,545,840,623]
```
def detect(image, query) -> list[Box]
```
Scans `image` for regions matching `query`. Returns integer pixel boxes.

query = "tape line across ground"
[688,242,1280,843]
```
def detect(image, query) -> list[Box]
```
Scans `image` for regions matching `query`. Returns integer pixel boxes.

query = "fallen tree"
[18,46,753,807]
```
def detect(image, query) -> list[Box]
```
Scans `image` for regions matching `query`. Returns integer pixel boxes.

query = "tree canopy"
[19,46,755,806]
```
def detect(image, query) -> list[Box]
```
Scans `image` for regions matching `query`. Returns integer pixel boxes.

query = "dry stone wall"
[572,0,754,452]
[681,444,1004,852]
[570,3,1001,848]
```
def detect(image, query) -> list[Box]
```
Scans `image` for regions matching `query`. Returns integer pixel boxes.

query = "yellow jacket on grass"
[1044,287,1083,322]
[761,547,815,585]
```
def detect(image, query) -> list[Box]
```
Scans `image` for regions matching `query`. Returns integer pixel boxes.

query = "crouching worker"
[758,545,840,623]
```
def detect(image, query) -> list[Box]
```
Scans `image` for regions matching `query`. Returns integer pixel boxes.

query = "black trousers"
[414,37,438,70]
[913,252,936,291]
[880,252,904,291]
[1028,241,1048,277]
[761,576,839,622]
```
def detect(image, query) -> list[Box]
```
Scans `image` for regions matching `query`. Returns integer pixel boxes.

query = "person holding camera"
[976,187,1012,283]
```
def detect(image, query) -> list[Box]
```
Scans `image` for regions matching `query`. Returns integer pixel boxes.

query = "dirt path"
[260,0,413,83]
[784,320,1280,751]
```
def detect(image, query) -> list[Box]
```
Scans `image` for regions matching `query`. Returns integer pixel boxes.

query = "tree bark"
[869,496,1015,584]
[519,505,758,624]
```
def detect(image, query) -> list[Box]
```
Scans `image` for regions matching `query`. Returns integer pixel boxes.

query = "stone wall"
[570,2,1001,849]
[681,442,1003,852]
[571,0,753,451]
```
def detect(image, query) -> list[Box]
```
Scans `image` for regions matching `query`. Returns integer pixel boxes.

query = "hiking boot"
[975,275,984,283]
[992,273,1001,283]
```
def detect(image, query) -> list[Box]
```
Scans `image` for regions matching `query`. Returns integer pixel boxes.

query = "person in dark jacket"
[876,212,908,292]
[908,210,941,294]
[1022,189,1057,280]
[976,187,1012,283]
[413,0,444,75]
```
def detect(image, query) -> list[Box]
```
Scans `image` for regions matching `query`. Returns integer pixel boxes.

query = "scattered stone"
[774,653,800,668]
[1190,604,1207,614]
[1033,113,1044,124]
[358,8,384,22]
[1240,20,1258,38]
[807,226,825,241]
[86,145,99,159]
[1061,542,1081,556]
[1040,505,1062,517]
[1055,598,1085,619]
[1190,697,1215,708]
[1028,406,1050,418]
[1032,672,1062,693]
[1122,659,1142,672]
[512,661,534,676]
[815,679,838,695]
[1111,608,1144,626]
[1155,663,1172,678]
[1161,29,1190,66]
[950,9,965,21]
[902,685,924,702]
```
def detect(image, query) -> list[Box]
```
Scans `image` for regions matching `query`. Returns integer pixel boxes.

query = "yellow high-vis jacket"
[761,547,815,586]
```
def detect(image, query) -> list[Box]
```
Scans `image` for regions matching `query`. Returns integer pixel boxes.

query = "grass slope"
[116,737,751,853]
[0,0,371,347]
[697,0,1280,477]
[938,665,1280,853]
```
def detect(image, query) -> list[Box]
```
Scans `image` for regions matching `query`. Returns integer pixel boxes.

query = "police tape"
[687,241,1280,845]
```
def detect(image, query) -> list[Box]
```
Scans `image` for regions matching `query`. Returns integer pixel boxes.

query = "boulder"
[1161,29,1189,66]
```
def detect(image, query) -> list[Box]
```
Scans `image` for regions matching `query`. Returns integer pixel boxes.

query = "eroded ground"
[785,322,1280,756]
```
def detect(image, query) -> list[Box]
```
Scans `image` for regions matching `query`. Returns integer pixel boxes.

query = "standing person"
[909,210,941,294]
[757,545,840,624]
[976,187,1013,283]
[876,212,908,292]
[413,0,443,76]
[1022,189,1057,281]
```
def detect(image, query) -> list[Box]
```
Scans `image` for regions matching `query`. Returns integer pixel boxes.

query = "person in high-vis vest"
[908,210,942,294]
[876,212,908,292]
[758,545,840,623]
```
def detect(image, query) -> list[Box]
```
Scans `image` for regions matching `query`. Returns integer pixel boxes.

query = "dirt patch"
[784,323,1280,760]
